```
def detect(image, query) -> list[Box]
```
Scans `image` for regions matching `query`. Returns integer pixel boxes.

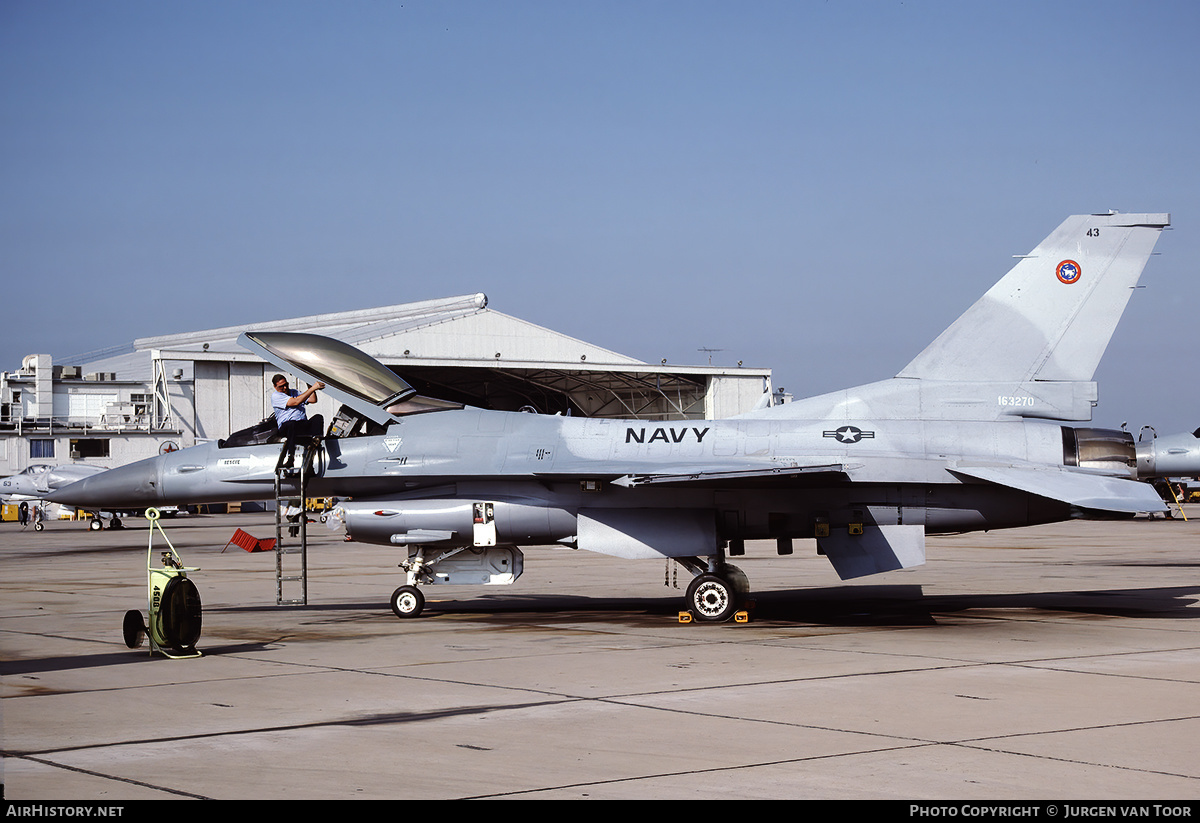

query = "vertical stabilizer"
[898,212,1169,383]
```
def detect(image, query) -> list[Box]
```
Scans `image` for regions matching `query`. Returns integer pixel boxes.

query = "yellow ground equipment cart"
[122,508,203,659]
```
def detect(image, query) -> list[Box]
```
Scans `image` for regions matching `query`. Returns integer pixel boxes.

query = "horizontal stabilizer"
[819,524,926,580]
[952,465,1167,513]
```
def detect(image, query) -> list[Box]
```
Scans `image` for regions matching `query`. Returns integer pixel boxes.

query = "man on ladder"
[269,373,324,606]
[270,373,325,468]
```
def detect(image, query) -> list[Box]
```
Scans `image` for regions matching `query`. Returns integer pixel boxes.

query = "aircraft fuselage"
[54,399,1125,553]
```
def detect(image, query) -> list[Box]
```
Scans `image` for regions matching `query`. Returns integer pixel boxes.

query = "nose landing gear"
[390,584,425,619]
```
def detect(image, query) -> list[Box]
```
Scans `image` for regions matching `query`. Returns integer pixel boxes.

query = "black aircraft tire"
[722,564,751,598]
[686,573,739,623]
[390,585,424,619]
[160,577,203,650]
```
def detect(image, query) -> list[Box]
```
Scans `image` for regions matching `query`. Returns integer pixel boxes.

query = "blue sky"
[2,0,1197,433]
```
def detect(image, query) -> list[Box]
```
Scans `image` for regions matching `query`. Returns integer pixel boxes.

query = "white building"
[0,294,776,477]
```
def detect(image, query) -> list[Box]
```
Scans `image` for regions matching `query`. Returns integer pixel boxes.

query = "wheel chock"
[678,609,752,624]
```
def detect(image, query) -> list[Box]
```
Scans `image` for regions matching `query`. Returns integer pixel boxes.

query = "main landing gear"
[676,558,751,623]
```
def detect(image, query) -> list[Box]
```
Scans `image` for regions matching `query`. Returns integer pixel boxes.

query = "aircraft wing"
[951,465,1168,513]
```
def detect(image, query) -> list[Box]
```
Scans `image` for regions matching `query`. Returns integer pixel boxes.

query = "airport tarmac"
[2,507,1199,800]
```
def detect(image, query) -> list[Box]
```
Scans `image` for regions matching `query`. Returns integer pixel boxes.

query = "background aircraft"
[2,463,109,530]
[1133,426,1200,513]
[0,463,145,530]
[1136,426,1200,479]
[2,463,106,502]
[52,212,1174,620]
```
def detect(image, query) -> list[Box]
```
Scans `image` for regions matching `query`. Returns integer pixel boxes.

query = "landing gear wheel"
[122,609,147,650]
[34,521,44,532]
[686,573,739,623]
[390,585,425,619]
[722,564,750,599]
[90,519,102,531]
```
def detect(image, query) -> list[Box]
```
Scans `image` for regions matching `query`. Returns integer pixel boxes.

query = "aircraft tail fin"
[898,212,1169,384]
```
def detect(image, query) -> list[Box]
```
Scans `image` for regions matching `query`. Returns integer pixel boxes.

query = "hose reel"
[122,507,203,659]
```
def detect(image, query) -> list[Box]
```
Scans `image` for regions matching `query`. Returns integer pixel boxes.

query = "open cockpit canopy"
[239,331,461,427]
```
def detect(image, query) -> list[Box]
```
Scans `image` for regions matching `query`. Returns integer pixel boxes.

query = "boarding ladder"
[273,439,318,605]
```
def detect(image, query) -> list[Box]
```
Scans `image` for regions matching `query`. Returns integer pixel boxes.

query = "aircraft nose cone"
[48,459,161,509]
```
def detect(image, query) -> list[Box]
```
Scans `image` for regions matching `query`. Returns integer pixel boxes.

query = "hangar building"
[0,294,777,477]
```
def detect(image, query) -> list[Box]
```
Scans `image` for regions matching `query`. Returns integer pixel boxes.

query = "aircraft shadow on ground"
[6,586,1195,674]
[216,582,1200,627]
[746,584,1200,625]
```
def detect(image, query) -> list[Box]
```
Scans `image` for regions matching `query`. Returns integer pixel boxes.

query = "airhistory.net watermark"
[5,806,125,818]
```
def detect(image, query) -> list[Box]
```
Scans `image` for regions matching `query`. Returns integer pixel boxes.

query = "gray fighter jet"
[1,463,136,529]
[2,463,106,502]
[1134,426,1200,513]
[51,212,1175,620]
[1136,427,1200,479]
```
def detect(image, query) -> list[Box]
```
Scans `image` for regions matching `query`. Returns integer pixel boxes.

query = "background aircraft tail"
[899,212,1170,384]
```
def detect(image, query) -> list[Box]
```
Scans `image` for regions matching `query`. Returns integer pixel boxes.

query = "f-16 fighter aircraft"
[1136,427,1200,479]
[2,463,112,530]
[52,212,1174,621]
[2,463,106,503]
[1134,426,1200,514]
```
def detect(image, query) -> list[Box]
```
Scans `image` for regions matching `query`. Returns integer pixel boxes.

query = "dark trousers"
[278,414,324,464]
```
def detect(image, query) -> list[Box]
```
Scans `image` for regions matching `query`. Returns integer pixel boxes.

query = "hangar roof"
[54,295,771,419]
[62,294,638,379]
[134,293,644,367]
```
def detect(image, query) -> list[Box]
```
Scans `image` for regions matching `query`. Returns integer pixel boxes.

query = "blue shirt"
[272,389,308,426]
